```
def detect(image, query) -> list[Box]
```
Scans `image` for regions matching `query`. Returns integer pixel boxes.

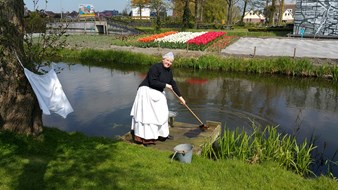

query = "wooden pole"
[253,46,256,57]
[293,48,296,58]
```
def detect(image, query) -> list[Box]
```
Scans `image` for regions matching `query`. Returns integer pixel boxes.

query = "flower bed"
[137,31,178,43]
[137,31,229,51]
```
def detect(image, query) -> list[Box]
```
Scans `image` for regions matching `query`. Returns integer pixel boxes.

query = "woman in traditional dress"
[130,52,185,146]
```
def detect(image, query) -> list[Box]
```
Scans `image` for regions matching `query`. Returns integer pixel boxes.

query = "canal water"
[43,62,338,176]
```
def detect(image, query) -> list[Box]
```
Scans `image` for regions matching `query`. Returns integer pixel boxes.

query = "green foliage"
[58,48,158,66]
[23,11,68,72]
[56,48,338,81]
[24,12,47,33]
[201,124,316,177]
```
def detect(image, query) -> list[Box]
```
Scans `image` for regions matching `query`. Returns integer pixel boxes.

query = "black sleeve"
[170,72,182,97]
[169,71,182,96]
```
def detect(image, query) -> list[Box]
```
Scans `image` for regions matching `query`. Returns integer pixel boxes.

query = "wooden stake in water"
[293,48,296,58]
[253,46,256,57]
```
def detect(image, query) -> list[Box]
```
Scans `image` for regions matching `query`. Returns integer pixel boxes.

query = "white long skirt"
[130,86,169,140]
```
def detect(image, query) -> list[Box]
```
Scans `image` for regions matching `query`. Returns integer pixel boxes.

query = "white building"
[274,4,296,23]
[243,10,265,23]
[131,6,151,19]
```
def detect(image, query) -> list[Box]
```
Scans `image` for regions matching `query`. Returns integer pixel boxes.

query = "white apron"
[130,86,169,139]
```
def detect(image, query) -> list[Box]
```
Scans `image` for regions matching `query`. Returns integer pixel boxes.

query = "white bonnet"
[162,52,174,60]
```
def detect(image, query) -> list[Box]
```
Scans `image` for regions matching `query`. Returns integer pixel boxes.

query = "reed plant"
[201,124,316,177]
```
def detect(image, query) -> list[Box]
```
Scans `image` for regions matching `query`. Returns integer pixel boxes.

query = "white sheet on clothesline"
[24,64,74,118]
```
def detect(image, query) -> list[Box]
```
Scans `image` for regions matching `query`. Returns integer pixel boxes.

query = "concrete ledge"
[121,120,222,155]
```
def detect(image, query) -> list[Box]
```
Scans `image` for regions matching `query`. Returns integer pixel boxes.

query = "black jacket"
[139,63,181,96]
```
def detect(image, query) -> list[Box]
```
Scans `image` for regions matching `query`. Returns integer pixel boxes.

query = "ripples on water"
[43,62,338,176]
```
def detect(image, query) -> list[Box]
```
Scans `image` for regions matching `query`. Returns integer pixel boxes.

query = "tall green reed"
[201,124,316,177]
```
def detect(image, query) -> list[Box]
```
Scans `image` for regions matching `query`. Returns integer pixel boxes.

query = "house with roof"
[274,4,296,23]
[243,10,265,23]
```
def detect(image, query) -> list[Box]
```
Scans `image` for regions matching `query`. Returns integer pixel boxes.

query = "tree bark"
[226,0,234,25]
[0,0,43,136]
[278,0,284,25]
[240,0,249,24]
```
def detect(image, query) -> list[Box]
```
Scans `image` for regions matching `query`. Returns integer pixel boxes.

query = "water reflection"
[43,63,142,137]
[44,62,338,175]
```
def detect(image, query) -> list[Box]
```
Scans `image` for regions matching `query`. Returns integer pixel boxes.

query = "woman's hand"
[166,84,173,90]
[179,96,186,105]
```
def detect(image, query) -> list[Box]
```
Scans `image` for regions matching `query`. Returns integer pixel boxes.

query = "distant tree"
[203,0,226,23]
[225,0,240,25]
[265,0,276,26]
[131,0,150,19]
[240,0,250,24]
[182,0,191,29]
[149,0,168,31]
[277,0,284,25]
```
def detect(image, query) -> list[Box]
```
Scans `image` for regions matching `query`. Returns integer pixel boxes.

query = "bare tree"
[240,0,250,24]
[132,0,150,19]
[277,0,284,25]
[225,0,240,26]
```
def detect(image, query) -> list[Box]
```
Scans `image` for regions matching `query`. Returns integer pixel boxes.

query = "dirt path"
[109,45,210,58]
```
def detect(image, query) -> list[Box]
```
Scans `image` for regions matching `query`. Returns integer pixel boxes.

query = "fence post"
[293,48,296,59]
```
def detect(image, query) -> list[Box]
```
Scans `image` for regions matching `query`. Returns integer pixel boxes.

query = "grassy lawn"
[0,128,337,190]
[62,28,286,51]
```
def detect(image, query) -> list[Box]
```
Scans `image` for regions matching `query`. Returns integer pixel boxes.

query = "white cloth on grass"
[24,64,73,118]
[130,86,169,139]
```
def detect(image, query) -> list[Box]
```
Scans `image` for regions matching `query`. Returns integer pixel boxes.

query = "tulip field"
[137,31,235,51]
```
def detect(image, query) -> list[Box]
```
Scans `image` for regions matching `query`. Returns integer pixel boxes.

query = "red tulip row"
[187,31,226,45]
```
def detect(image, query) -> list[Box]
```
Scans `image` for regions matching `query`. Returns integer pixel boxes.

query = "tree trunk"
[0,0,43,136]
[269,0,276,26]
[182,0,191,29]
[278,0,284,25]
[194,0,200,29]
[240,0,249,24]
[226,0,233,26]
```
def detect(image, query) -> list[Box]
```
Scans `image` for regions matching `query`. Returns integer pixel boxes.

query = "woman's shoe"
[167,135,174,140]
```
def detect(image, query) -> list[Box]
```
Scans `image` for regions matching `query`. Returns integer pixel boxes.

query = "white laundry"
[24,65,74,118]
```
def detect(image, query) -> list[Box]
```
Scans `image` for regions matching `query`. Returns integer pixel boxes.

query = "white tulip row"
[154,32,207,43]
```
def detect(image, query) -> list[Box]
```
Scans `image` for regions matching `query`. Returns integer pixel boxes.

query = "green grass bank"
[1,128,337,190]
[56,48,338,81]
